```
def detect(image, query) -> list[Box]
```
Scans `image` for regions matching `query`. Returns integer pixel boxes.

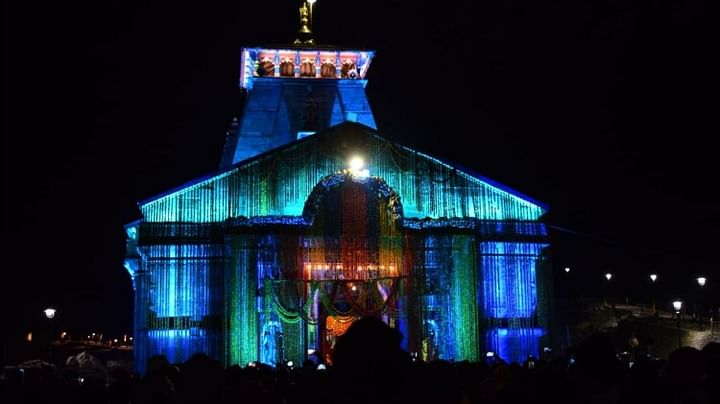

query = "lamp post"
[43,308,57,363]
[649,274,658,316]
[604,273,613,306]
[696,277,707,328]
[672,300,683,348]
[562,267,571,299]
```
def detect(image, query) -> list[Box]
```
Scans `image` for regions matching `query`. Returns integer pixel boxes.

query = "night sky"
[2,1,716,361]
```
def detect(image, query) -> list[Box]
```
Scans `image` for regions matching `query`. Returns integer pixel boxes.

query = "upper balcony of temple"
[239,47,374,89]
[220,2,377,168]
[239,2,374,89]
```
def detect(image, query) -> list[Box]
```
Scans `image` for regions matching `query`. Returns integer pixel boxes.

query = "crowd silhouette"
[2,316,719,404]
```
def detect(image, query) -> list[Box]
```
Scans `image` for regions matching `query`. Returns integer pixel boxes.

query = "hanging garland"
[265,279,315,324]
[265,277,405,322]
[316,281,355,319]
[341,278,401,316]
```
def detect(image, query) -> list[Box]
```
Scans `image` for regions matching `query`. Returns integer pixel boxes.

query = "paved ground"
[559,300,720,358]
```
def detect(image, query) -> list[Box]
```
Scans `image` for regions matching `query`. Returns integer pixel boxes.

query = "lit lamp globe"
[43,308,57,319]
[564,267,571,273]
[672,300,683,314]
[348,156,369,178]
[650,274,657,282]
[349,156,363,171]
[696,277,707,287]
[605,273,612,281]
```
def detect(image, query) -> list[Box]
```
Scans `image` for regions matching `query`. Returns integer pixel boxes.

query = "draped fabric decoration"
[265,278,402,322]
[266,279,315,324]
[248,173,410,366]
[326,315,353,337]
[128,126,551,372]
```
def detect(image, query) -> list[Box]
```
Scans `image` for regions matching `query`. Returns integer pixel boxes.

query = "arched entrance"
[262,172,409,364]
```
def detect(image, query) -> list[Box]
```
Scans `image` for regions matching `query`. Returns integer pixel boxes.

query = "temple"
[125,2,553,372]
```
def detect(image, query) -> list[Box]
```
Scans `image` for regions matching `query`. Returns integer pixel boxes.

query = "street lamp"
[604,273,613,306]
[673,300,683,348]
[649,274,658,315]
[696,277,707,328]
[43,308,57,363]
[564,267,571,273]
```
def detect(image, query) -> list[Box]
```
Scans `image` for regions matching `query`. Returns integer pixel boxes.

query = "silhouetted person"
[330,316,411,404]
[623,352,661,404]
[176,353,223,404]
[107,365,132,404]
[702,342,720,404]
[572,333,622,404]
[416,359,462,404]
[134,354,174,404]
[662,347,709,404]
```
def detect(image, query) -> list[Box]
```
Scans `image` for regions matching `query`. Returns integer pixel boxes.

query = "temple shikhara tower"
[125,2,552,372]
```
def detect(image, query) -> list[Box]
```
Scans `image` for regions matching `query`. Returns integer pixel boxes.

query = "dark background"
[2,1,716,364]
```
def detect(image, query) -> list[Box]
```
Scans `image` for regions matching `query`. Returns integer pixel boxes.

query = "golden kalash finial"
[294,1,315,45]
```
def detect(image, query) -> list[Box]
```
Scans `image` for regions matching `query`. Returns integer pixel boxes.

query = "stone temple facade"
[125,33,552,373]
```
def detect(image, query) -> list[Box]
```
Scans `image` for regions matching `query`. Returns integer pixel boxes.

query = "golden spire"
[294,1,315,45]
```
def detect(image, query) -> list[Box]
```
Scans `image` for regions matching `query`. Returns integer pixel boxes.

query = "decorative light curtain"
[417,235,479,362]
[480,243,543,318]
[451,236,479,361]
[141,130,545,223]
[485,327,544,365]
[480,242,546,364]
[299,174,406,281]
[133,129,549,370]
[226,235,258,367]
[300,238,404,281]
[341,181,368,273]
[138,243,224,367]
